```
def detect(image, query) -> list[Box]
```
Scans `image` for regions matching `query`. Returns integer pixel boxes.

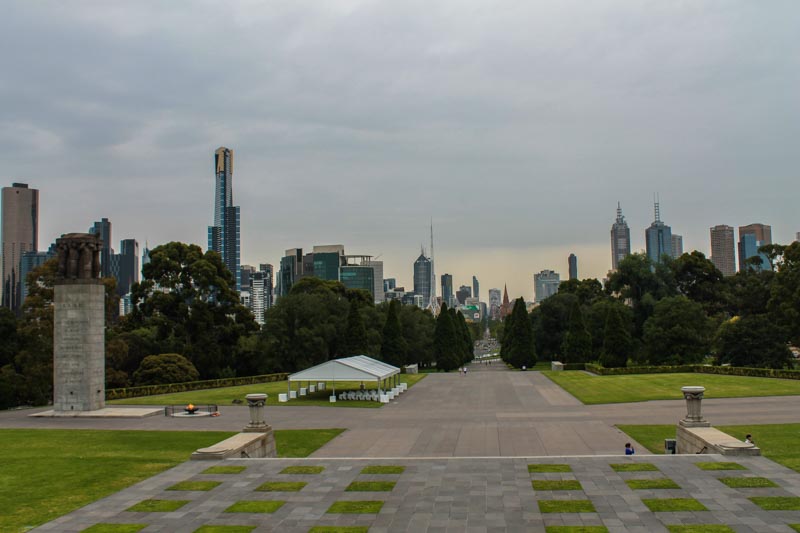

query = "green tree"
[434,303,460,371]
[599,304,632,368]
[558,278,605,306]
[343,298,368,355]
[0,308,18,368]
[454,310,474,365]
[643,296,711,365]
[380,300,407,367]
[671,251,725,315]
[531,292,577,360]
[767,242,800,345]
[716,315,793,369]
[133,353,200,385]
[606,253,677,336]
[501,298,536,369]
[398,304,435,367]
[561,300,592,363]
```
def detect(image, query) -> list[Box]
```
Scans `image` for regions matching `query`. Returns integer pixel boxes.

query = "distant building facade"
[413,252,432,305]
[488,288,501,319]
[472,275,479,302]
[568,253,577,280]
[738,224,772,272]
[364,260,384,303]
[534,270,560,303]
[671,234,683,258]
[207,147,241,291]
[610,202,630,271]
[441,273,453,308]
[456,285,471,305]
[2,183,39,313]
[710,225,736,276]
[645,200,672,265]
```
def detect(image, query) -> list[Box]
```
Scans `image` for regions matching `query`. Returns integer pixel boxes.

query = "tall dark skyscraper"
[413,251,432,305]
[610,202,630,271]
[645,199,672,265]
[116,238,139,296]
[207,147,241,291]
[568,253,577,280]
[472,275,480,301]
[2,183,39,312]
[441,273,453,307]
[90,218,112,278]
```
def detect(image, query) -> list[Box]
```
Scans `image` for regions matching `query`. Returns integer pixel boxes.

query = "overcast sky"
[2,0,799,300]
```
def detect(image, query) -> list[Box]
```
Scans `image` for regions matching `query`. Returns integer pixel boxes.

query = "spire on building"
[653,194,661,223]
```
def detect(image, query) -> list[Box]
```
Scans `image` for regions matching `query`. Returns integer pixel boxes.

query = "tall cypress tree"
[343,298,368,356]
[599,304,631,368]
[562,300,592,363]
[455,310,473,365]
[502,298,536,368]
[380,300,407,367]
[434,303,460,371]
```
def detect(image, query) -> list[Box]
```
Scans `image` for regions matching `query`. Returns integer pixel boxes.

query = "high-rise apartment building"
[413,251,432,305]
[710,225,736,276]
[534,270,560,303]
[738,224,772,272]
[207,147,241,291]
[441,274,453,308]
[671,234,683,258]
[739,223,772,246]
[1,183,39,312]
[364,260,384,303]
[472,276,480,302]
[278,248,303,297]
[610,202,630,271]
[645,200,672,265]
[568,253,577,280]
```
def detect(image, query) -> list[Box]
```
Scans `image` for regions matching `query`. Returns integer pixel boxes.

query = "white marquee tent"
[285,355,402,401]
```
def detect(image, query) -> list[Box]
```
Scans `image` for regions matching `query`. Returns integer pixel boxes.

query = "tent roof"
[288,355,400,382]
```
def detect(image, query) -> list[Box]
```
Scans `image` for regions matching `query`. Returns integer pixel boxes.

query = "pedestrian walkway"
[33,454,800,532]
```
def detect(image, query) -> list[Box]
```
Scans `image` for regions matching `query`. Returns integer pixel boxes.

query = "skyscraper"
[116,238,139,296]
[645,199,672,265]
[710,225,736,276]
[2,183,39,312]
[568,253,577,280]
[441,273,453,308]
[90,218,112,277]
[207,147,241,291]
[610,202,630,271]
[456,285,471,305]
[488,288,501,319]
[738,224,771,272]
[364,260,384,303]
[413,250,432,305]
[472,275,480,301]
[671,234,683,258]
[534,270,560,303]
[739,223,772,246]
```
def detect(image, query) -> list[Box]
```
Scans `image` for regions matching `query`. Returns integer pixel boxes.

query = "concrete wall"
[677,425,760,456]
[53,283,105,412]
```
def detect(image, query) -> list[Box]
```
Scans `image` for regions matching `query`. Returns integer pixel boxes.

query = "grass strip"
[79,525,148,533]
[275,429,345,458]
[126,499,189,512]
[718,477,777,488]
[610,463,659,472]
[280,465,325,474]
[529,464,572,473]
[201,465,247,474]
[696,462,747,471]
[538,500,596,513]
[749,496,800,510]
[532,480,583,491]
[625,478,680,490]
[256,481,307,492]
[642,498,708,512]
[346,481,396,492]
[360,465,405,474]
[167,480,221,491]
[326,501,384,514]
[224,500,285,513]
[666,527,735,533]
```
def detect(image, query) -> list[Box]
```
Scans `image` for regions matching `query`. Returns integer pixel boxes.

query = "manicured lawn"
[326,500,384,514]
[718,477,777,488]
[695,462,747,471]
[256,481,307,492]
[617,424,800,472]
[280,465,325,474]
[80,525,148,533]
[642,498,708,512]
[625,478,680,490]
[538,500,596,513]
[126,499,189,512]
[666,526,735,533]
[167,480,222,491]
[202,465,247,474]
[345,481,396,491]
[0,427,339,533]
[545,527,609,533]
[542,372,800,404]
[109,374,427,408]
[529,464,572,473]
[610,463,659,472]
[532,480,583,491]
[749,496,800,510]
[224,500,286,513]
[361,465,405,474]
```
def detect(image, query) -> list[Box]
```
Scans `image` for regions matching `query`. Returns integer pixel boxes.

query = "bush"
[583,363,800,380]
[133,353,200,386]
[105,372,290,400]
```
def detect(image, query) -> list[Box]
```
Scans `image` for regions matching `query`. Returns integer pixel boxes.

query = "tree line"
[500,243,800,370]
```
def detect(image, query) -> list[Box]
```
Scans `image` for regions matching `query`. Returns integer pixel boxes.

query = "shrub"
[133,353,199,386]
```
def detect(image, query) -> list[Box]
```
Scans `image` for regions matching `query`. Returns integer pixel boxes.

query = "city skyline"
[3,2,799,300]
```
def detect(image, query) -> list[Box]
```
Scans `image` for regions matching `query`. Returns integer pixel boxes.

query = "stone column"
[679,386,710,427]
[244,393,268,432]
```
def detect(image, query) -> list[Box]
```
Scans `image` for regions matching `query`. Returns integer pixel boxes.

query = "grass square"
[308,526,369,533]
[666,526,735,533]
[529,464,572,473]
[280,465,325,474]
[80,525,148,533]
[642,498,708,512]
[789,526,800,533]
[201,465,247,475]
[256,481,307,492]
[545,527,609,533]
[125,499,189,512]
[538,500,596,513]
[224,500,285,513]
[360,465,406,474]
[532,480,583,491]
[718,477,777,488]
[167,480,222,491]
[326,500,384,514]
[193,527,257,533]
[749,496,800,510]
[610,463,659,472]
[346,481,396,492]
[695,462,747,471]
[625,478,680,490]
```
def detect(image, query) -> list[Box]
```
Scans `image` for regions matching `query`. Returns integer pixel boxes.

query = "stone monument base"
[191,427,277,460]
[31,407,162,418]
[677,425,760,456]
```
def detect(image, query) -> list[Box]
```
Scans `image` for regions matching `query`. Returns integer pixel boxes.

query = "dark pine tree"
[502,298,536,369]
[561,300,593,363]
[343,298,368,356]
[599,304,631,368]
[434,303,460,371]
[380,300,407,367]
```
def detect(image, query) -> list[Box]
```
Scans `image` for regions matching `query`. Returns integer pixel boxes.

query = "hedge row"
[582,363,800,380]
[106,372,290,400]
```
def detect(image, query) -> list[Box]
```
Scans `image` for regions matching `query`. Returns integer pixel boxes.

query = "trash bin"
[665,438,677,454]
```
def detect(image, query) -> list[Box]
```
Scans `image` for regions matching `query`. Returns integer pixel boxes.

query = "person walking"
[625,443,635,455]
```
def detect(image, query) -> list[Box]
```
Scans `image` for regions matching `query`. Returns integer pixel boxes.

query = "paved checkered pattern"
[32,455,800,532]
